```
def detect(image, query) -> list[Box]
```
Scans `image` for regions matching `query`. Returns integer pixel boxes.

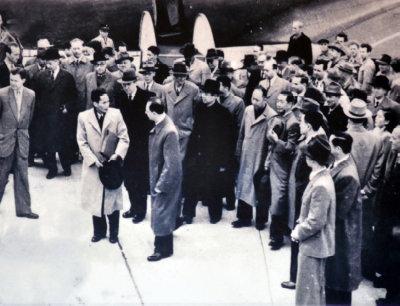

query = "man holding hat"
[77,88,129,243]
[368,75,400,120]
[162,62,199,158]
[85,52,117,109]
[182,79,235,224]
[91,24,114,49]
[137,63,164,98]
[180,42,210,86]
[114,69,155,223]
[291,134,335,306]
[35,46,78,179]
[323,81,348,134]
[327,44,346,69]
[345,98,385,279]
[146,46,169,84]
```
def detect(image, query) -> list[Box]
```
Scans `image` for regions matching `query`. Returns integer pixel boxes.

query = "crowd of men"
[0,17,400,305]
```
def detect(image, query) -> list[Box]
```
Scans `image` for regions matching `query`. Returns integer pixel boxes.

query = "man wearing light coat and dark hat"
[77,88,129,244]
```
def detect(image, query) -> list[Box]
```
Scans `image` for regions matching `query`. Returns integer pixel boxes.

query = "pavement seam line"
[258,231,274,305]
[117,240,145,306]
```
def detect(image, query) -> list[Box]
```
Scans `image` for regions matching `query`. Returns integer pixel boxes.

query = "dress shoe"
[231,219,252,228]
[109,236,119,244]
[270,239,284,250]
[210,217,221,224]
[16,212,39,219]
[281,281,296,290]
[147,252,172,262]
[132,215,145,224]
[46,171,57,179]
[255,223,266,230]
[63,168,71,176]
[91,235,105,243]
[223,205,236,211]
[174,217,184,230]
[122,210,135,218]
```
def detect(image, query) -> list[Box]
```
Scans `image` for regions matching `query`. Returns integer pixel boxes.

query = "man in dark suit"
[267,91,300,249]
[0,68,38,219]
[323,82,348,135]
[114,69,155,223]
[85,52,117,109]
[0,42,21,88]
[146,97,182,261]
[35,47,78,179]
[146,46,170,85]
[287,21,313,66]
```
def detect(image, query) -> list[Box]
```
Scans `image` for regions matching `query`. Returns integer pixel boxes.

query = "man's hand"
[155,187,162,194]
[94,159,103,168]
[109,154,120,161]
[360,189,368,200]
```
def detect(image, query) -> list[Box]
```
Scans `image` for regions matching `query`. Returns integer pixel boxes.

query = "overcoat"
[77,108,129,217]
[219,92,245,139]
[287,32,313,65]
[162,80,199,158]
[236,104,278,206]
[326,156,362,292]
[85,71,117,109]
[35,69,78,153]
[149,116,182,236]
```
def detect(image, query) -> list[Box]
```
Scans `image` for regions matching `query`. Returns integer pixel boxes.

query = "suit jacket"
[85,71,117,109]
[292,168,336,258]
[0,86,35,158]
[162,80,199,156]
[0,62,11,88]
[259,76,291,111]
[77,107,129,217]
[287,32,313,65]
[136,80,164,98]
[326,156,362,292]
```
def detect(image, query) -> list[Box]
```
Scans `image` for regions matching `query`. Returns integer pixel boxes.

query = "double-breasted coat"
[77,108,129,217]
[149,116,182,236]
[236,104,278,206]
[85,71,117,109]
[162,80,199,158]
[35,68,78,153]
[326,156,362,292]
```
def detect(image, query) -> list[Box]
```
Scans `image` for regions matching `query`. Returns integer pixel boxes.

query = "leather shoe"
[91,235,105,243]
[281,281,296,290]
[270,239,284,250]
[46,171,57,179]
[132,215,145,224]
[147,252,172,262]
[109,236,119,244]
[210,217,221,224]
[231,219,252,228]
[122,210,135,218]
[16,212,39,219]
[223,204,235,211]
[255,223,266,230]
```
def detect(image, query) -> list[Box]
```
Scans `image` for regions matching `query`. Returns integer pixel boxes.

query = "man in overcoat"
[182,79,235,224]
[287,21,313,66]
[162,62,199,159]
[267,91,300,249]
[0,68,39,219]
[146,98,182,261]
[232,86,279,229]
[77,88,129,243]
[326,132,362,305]
[114,69,155,223]
[35,47,78,179]
[291,135,336,306]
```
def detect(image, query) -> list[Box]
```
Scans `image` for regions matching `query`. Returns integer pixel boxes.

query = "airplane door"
[192,13,215,55]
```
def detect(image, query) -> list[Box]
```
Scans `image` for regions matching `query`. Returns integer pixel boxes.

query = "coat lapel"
[18,88,30,123]
[101,111,112,141]
[7,87,18,121]
[174,82,189,104]
[87,109,102,135]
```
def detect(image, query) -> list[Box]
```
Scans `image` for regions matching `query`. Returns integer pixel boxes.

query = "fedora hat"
[91,52,108,64]
[370,75,391,91]
[180,43,198,57]
[115,52,133,64]
[324,81,342,96]
[305,134,331,166]
[99,159,123,190]
[275,50,289,63]
[42,46,61,60]
[201,79,222,95]
[344,98,372,119]
[337,61,354,74]
[328,44,346,56]
[206,48,219,59]
[139,63,157,74]
[118,69,137,83]
[293,97,320,113]
[376,54,392,66]
[172,62,188,76]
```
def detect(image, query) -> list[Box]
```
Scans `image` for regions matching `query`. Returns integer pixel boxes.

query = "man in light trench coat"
[146,97,182,261]
[77,88,129,244]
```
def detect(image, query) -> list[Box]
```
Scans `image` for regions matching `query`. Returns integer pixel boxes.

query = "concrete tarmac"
[0,162,386,304]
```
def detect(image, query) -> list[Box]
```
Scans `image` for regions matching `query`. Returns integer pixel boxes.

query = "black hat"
[241,54,257,69]
[206,48,218,59]
[304,87,326,105]
[275,50,288,63]
[305,134,331,166]
[115,52,133,64]
[337,61,354,75]
[370,75,391,91]
[42,47,61,60]
[317,38,329,45]
[99,159,123,190]
[91,52,108,64]
[180,43,198,57]
[376,54,392,66]
[139,63,157,74]
[324,81,342,96]
[100,24,110,32]
[201,79,222,95]
[148,45,160,55]
[216,49,225,59]
[328,44,346,56]
[172,62,188,75]
[118,69,137,83]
